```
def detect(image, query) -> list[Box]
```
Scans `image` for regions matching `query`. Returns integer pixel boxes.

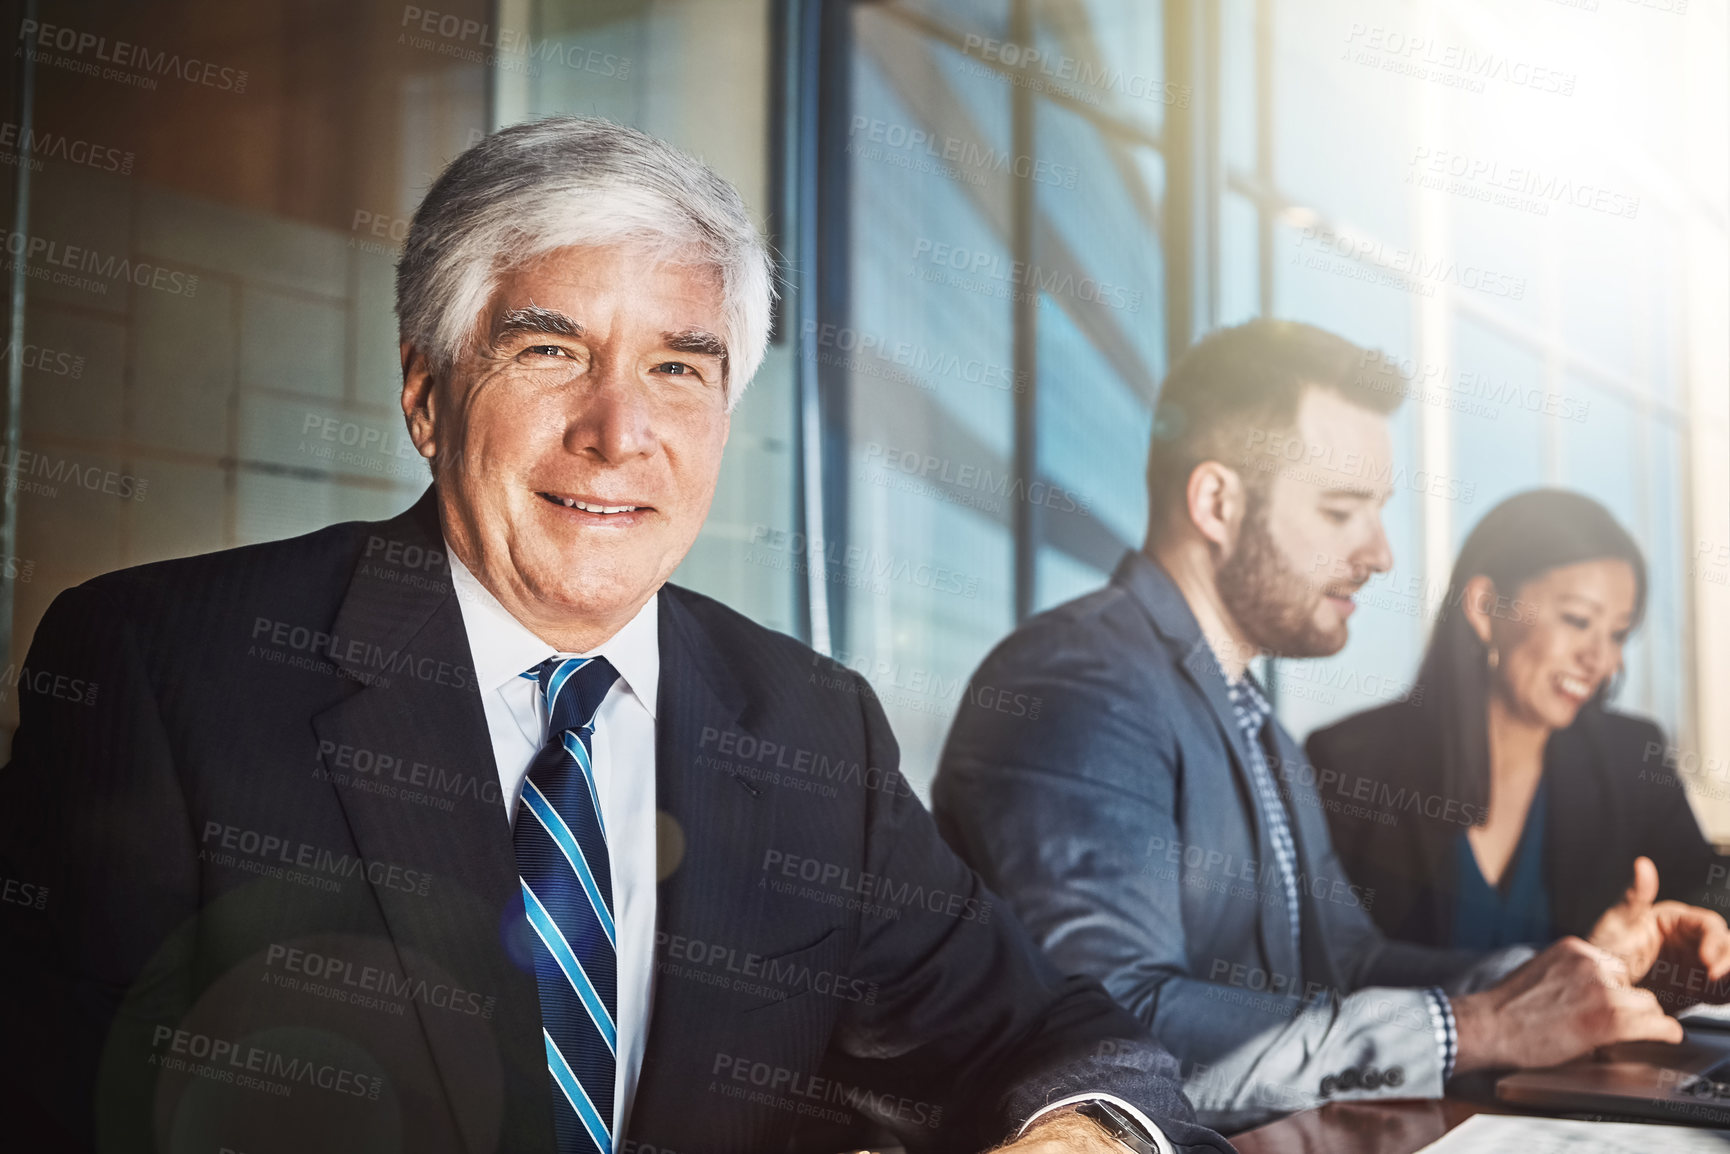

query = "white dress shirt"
[447,546,658,1141]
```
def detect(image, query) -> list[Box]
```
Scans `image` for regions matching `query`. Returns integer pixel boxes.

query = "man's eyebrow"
[1318,486,1386,500]
[662,328,728,364]
[493,305,584,343]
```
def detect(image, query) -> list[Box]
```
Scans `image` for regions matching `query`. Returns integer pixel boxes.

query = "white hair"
[395,116,775,408]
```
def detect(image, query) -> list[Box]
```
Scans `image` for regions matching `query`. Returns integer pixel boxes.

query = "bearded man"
[931,319,1729,1134]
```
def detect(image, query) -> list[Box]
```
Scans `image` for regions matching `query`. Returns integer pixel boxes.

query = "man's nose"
[1356,516,1394,575]
[567,363,656,461]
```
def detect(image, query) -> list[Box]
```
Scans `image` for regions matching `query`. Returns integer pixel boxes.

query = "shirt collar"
[445,542,659,720]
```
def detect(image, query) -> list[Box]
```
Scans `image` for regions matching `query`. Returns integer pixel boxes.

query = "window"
[834,0,1174,793]
[1221,0,1725,835]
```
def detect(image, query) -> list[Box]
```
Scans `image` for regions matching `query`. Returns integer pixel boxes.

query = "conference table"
[1230,1098,1511,1154]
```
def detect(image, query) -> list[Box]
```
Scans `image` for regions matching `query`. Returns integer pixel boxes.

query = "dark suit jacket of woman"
[1306,702,1719,951]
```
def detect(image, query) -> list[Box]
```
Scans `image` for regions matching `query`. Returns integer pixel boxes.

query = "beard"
[1216,498,1349,659]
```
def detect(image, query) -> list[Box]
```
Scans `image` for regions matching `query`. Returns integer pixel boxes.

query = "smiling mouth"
[535,491,650,516]
[1556,673,1594,702]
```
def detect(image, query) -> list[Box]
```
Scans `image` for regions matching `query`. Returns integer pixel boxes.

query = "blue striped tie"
[515,655,620,1154]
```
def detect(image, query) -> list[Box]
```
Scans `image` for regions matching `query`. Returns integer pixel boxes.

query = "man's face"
[1217,388,1394,658]
[404,243,731,640]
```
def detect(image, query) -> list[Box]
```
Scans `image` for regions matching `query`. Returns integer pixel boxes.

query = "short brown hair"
[1143,318,1402,541]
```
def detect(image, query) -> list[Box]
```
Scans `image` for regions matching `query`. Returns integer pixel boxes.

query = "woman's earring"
[1487,645,1500,672]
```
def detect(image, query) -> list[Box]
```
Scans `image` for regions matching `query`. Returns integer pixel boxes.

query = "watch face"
[1077,1100,1159,1154]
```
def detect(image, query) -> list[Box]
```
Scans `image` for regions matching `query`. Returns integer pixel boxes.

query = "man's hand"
[1589,856,1730,998]
[989,1108,1128,1153]
[1452,935,1682,1074]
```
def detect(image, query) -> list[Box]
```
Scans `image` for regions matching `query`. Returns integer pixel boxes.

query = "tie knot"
[528,655,620,736]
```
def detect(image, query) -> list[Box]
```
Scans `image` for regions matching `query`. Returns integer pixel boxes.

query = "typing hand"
[1589,856,1730,994]
[1452,935,1682,1074]
[989,1109,1127,1153]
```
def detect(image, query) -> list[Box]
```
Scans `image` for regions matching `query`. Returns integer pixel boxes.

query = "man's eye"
[654,362,696,376]
[1321,508,1352,524]
[525,345,571,358]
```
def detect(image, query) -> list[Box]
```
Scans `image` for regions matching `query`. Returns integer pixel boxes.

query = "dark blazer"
[932,552,1527,1134]
[1308,700,1721,953]
[0,490,1229,1154]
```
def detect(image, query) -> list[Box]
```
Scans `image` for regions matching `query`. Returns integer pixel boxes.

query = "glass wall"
[6,0,1724,828]
[824,0,1728,810]
[832,0,1175,790]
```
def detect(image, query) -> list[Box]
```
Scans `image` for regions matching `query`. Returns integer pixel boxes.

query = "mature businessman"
[0,119,1228,1154]
[933,319,1730,1133]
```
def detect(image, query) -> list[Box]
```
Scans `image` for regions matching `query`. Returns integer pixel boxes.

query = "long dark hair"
[1414,489,1648,817]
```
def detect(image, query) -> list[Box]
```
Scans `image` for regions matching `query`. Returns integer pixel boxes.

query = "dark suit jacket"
[1308,701,1721,954]
[0,490,1229,1154]
[932,553,1528,1133]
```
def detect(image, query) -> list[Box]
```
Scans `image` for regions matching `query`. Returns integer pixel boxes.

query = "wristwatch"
[1073,1099,1160,1154]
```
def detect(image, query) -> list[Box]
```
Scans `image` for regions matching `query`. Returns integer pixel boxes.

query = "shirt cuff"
[1019,1092,1176,1154]
[1423,987,1458,1082]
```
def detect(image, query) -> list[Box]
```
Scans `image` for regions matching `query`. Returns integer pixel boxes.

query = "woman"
[1307,489,1717,952]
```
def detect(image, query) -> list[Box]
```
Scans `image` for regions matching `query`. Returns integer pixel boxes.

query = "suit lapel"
[1545,713,1618,935]
[1173,640,1305,984]
[310,488,553,1154]
[626,586,788,1151]
[1112,552,1304,985]
[1264,723,1352,989]
[1402,729,1460,946]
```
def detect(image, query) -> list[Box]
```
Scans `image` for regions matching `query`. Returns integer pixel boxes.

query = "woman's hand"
[1589,856,1730,997]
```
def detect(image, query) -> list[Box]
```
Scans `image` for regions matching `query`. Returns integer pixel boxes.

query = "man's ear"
[1460,574,1499,646]
[400,341,439,464]
[1185,460,1245,553]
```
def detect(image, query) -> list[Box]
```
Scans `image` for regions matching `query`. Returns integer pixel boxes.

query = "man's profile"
[934,319,1729,1133]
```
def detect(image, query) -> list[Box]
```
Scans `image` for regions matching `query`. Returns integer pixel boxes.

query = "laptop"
[1497,1021,1730,1126]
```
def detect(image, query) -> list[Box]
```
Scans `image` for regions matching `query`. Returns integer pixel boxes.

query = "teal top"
[1452,777,1553,950]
